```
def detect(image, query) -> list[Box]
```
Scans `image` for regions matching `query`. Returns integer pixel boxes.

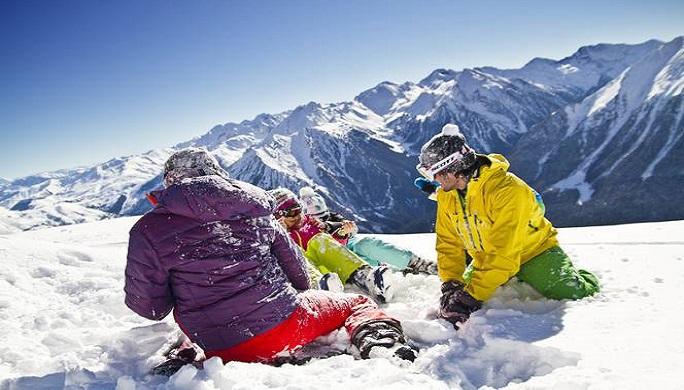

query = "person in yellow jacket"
[417,124,600,329]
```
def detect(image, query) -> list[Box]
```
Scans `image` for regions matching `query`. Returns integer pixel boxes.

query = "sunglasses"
[281,207,302,218]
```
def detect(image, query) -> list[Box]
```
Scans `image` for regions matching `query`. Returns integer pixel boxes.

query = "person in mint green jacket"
[298,187,437,275]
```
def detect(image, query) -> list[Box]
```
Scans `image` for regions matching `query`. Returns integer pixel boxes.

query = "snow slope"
[0,149,174,230]
[0,207,20,235]
[1,219,683,389]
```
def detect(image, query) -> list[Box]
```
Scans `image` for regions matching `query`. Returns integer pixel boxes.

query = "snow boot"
[319,272,344,292]
[352,321,417,362]
[150,338,204,376]
[393,345,419,362]
[350,264,394,303]
[404,255,438,275]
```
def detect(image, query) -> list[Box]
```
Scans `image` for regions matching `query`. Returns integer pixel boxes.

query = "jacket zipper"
[473,214,485,251]
[458,192,478,251]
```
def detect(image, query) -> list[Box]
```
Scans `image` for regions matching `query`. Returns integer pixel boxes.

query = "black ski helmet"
[418,124,476,178]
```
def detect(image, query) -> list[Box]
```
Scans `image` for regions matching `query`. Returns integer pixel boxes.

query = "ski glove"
[414,177,439,196]
[439,281,482,329]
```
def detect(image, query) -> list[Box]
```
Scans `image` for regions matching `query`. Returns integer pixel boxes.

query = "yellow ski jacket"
[435,154,558,301]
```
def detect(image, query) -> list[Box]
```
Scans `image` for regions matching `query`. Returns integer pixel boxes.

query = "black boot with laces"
[351,321,417,362]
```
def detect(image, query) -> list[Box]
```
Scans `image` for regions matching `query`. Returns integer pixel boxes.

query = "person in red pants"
[210,290,408,363]
[123,148,416,374]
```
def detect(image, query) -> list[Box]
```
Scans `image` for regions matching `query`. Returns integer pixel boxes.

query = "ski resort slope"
[0,218,682,389]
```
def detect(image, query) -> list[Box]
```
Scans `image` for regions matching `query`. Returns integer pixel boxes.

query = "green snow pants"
[304,233,367,283]
[516,246,600,300]
[346,236,414,269]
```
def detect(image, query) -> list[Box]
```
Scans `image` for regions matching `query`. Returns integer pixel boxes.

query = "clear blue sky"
[1,0,682,179]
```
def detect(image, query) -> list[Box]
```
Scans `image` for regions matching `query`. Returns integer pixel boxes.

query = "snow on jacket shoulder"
[124,175,310,351]
[435,154,558,301]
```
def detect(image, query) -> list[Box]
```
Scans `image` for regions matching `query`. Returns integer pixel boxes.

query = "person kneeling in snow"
[124,148,416,374]
[417,124,601,329]
[298,186,437,275]
[269,187,396,303]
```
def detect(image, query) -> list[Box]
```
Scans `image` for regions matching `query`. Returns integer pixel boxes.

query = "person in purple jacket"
[124,148,416,373]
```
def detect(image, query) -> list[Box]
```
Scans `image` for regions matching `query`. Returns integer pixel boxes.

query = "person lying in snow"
[417,124,601,329]
[268,187,397,303]
[298,186,437,275]
[124,148,416,374]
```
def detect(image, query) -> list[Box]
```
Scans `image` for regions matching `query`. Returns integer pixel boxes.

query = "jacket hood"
[465,154,510,191]
[151,175,275,222]
[479,154,510,177]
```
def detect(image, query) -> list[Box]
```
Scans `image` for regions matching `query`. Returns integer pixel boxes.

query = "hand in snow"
[439,281,482,329]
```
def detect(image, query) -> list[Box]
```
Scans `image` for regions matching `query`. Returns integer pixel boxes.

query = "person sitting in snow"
[417,124,601,329]
[124,148,416,374]
[298,186,437,275]
[268,187,396,303]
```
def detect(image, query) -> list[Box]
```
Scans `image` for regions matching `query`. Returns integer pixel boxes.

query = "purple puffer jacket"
[124,175,310,351]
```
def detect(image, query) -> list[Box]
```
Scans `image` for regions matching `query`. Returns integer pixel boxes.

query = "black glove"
[439,281,482,329]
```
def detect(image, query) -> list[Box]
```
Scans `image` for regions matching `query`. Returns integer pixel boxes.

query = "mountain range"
[1,37,682,233]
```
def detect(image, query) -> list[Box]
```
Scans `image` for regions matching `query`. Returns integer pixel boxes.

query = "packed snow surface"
[1,218,683,389]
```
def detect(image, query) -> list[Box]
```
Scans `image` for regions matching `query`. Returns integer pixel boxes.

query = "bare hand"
[338,220,357,236]
[312,217,326,229]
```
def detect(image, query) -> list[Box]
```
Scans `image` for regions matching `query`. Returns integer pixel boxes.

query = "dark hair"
[457,155,489,178]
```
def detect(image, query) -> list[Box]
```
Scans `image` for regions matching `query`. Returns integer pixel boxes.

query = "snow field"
[1,219,683,389]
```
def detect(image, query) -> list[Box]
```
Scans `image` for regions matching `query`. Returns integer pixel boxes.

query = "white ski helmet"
[299,186,329,218]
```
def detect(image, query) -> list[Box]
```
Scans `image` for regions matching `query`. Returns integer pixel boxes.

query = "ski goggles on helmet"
[416,151,463,181]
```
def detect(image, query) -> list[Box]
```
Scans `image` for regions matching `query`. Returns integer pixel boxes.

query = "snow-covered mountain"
[1,37,682,232]
[510,36,684,225]
[0,149,173,230]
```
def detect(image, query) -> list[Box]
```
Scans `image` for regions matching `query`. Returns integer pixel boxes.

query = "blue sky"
[1,0,682,179]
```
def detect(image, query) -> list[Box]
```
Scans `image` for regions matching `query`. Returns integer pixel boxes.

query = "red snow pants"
[204,290,396,363]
